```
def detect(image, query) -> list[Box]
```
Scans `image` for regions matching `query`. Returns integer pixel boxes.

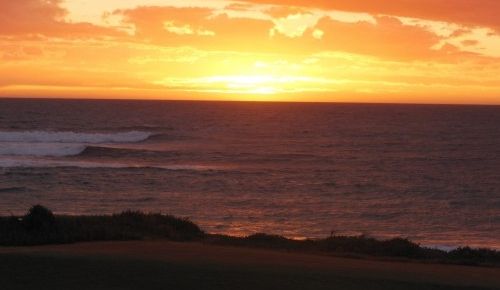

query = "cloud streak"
[241,0,500,30]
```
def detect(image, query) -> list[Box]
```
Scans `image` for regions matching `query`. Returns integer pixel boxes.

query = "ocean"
[0,99,499,249]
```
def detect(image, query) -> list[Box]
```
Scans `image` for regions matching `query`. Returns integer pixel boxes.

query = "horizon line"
[1,96,500,107]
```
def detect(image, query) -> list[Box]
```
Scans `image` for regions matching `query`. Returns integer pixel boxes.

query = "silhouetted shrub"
[244,233,297,249]
[448,247,500,265]
[246,233,288,243]
[23,205,56,231]
[380,238,423,257]
[0,206,204,246]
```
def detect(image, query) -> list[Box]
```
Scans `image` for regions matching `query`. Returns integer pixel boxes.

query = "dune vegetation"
[1,205,498,267]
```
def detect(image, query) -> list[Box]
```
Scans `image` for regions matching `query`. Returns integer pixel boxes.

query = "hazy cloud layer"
[0,0,499,103]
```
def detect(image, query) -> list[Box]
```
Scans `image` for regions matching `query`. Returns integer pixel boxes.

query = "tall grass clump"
[0,205,204,246]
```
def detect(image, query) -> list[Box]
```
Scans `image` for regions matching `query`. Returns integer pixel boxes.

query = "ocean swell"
[0,157,219,171]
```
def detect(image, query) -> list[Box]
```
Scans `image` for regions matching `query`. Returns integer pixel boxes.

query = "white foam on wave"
[0,157,219,171]
[0,130,153,157]
[0,143,87,157]
[0,131,152,144]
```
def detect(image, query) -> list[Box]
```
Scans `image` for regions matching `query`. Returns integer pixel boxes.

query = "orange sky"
[1,0,500,104]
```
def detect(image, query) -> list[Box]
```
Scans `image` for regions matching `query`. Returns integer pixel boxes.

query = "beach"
[1,240,499,290]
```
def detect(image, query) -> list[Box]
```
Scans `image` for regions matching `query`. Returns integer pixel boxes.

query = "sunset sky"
[1,0,500,104]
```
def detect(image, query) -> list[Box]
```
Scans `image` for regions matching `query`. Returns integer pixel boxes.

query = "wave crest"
[0,131,153,144]
[0,130,153,157]
[0,143,87,157]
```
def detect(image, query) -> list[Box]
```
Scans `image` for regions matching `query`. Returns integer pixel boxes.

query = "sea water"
[0,99,499,249]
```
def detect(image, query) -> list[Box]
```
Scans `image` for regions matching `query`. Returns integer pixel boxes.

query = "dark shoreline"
[1,205,499,267]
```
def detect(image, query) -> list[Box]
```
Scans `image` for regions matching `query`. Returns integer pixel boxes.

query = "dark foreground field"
[1,241,500,290]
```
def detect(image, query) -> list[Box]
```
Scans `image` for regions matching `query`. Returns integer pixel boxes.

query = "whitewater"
[0,131,153,157]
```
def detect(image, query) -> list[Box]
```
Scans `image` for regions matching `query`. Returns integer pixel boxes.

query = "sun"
[200,74,324,95]
[249,87,278,95]
[154,72,333,101]
[205,75,279,94]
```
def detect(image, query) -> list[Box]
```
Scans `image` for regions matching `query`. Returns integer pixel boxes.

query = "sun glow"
[153,74,336,97]
[201,75,336,94]
[205,75,287,94]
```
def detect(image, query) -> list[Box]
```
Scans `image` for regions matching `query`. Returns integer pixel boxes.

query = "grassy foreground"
[0,250,496,290]
[1,205,499,267]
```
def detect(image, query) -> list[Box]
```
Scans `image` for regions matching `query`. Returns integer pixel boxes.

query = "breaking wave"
[0,143,87,157]
[0,130,153,157]
[0,130,153,144]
